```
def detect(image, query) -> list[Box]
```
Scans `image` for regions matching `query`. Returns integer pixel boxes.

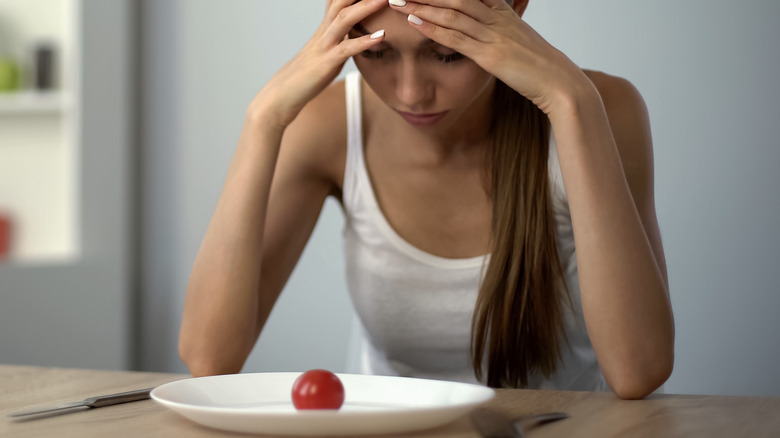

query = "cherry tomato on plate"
[291,369,345,410]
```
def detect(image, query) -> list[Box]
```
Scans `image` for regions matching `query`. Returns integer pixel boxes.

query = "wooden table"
[1,364,779,437]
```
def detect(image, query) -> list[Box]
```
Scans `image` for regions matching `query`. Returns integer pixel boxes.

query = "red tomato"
[291,369,345,410]
[0,213,11,259]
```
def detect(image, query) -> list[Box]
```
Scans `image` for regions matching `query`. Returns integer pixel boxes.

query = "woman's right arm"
[179,112,286,377]
[179,0,388,377]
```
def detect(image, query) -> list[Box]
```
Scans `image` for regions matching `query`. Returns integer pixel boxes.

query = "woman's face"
[351,6,495,132]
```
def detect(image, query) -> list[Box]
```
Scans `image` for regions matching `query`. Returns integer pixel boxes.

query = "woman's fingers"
[324,0,387,44]
[337,30,387,58]
[480,0,514,10]
[389,1,488,58]
[405,13,482,59]
[325,0,360,22]
[394,1,494,43]
[389,0,502,25]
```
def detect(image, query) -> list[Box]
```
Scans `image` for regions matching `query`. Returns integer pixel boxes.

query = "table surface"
[1,364,779,438]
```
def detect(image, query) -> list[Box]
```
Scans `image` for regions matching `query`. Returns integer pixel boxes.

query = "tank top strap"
[547,131,569,207]
[343,71,365,211]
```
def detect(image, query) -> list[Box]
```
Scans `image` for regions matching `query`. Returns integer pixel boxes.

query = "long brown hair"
[471,79,569,388]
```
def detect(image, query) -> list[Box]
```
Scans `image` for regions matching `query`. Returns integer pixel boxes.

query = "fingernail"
[370,29,385,39]
[407,14,423,26]
[389,0,407,6]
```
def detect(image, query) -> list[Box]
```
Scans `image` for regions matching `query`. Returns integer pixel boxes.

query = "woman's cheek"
[355,61,395,99]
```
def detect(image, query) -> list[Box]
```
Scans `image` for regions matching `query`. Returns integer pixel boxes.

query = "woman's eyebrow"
[352,23,371,36]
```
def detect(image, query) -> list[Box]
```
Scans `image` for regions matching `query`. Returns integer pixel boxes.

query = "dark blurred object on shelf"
[34,42,55,90]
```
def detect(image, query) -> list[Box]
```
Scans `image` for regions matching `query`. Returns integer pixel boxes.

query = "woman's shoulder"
[582,69,648,118]
[282,79,349,189]
[582,69,653,173]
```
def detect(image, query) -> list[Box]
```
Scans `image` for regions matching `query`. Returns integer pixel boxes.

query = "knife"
[470,407,569,438]
[8,388,154,418]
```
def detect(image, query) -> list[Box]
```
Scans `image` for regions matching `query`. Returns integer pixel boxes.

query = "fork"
[470,407,569,438]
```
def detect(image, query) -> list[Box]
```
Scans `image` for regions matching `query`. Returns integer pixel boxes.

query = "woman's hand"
[388,0,593,115]
[251,0,388,128]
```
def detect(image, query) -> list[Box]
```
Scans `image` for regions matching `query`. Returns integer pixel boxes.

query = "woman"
[179,0,674,399]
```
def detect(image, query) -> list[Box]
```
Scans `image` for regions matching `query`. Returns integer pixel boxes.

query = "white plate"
[151,372,495,436]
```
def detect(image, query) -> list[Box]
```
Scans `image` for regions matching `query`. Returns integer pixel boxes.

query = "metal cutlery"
[8,388,154,418]
[471,407,569,438]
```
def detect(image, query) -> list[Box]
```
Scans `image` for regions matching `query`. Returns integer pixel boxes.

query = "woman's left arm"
[391,0,674,399]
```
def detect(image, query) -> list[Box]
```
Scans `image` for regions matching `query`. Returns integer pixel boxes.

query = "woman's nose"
[395,61,432,110]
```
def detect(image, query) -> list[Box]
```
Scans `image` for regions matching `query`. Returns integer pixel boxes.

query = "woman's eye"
[435,52,465,63]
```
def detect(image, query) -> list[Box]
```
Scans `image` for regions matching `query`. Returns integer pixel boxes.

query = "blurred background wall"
[0,0,134,370]
[1,0,778,397]
[137,0,357,377]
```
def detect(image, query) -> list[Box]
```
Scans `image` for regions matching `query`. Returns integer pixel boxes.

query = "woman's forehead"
[359,4,402,28]
[358,5,419,38]
[361,11,446,51]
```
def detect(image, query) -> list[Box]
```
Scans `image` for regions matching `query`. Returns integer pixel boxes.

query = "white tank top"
[342,71,607,390]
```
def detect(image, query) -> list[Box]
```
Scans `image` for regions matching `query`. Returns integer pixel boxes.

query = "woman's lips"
[397,111,448,126]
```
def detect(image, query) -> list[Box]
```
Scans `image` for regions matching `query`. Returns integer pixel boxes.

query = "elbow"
[182,359,242,378]
[607,353,674,400]
[179,338,243,377]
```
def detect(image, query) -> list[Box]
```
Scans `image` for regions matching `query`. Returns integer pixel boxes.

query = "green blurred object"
[0,58,20,92]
